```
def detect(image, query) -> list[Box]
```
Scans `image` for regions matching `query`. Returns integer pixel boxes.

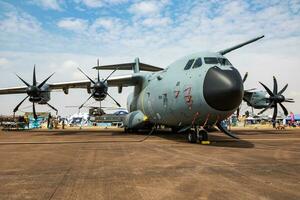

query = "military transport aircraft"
[242,76,294,121]
[0,35,294,143]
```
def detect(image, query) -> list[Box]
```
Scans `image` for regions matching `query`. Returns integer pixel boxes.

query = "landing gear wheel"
[187,131,197,143]
[198,130,208,142]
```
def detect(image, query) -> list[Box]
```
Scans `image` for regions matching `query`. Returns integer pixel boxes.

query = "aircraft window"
[192,58,202,68]
[218,58,232,66]
[184,59,195,70]
[204,57,219,64]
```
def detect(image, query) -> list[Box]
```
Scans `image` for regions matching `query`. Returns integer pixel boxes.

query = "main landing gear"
[187,128,209,144]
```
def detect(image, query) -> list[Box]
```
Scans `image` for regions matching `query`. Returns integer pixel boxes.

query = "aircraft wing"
[93,62,163,72]
[48,74,141,91]
[0,86,27,95]
[48,80,91,90]
[0,74,143,95]
[107,74,143,87]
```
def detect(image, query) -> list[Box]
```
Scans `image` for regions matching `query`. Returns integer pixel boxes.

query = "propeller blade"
[273,76,278,95]
[16,74,30,87]
[33,65,37,86]
[279,102,288,116]
[33,102,37,119]
[38,73,55,89]
[103,69,117,82]
[216,122,239,139]
[13,96,29,113]
[47,103,58,115]
[77,67,95,84]
[259,82,274,97]
[285,99,295,103]
[258,102,273,115]
[236,107,240,117]
[278,84,288,95]
[244,88,256,92]
[242,72,248,83]
[272,104,277,122]
[79,92,95,110]
[106,92,121,107]
[97,69,100,82]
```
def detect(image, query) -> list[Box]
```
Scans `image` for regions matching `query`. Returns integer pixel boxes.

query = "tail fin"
[133,57,140,73]
[218,35,264,55]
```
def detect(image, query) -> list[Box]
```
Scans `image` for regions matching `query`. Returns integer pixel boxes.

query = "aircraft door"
[145,91,155,119]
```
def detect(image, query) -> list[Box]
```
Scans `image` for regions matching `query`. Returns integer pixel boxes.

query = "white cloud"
[92,18,117,30]
[57,18,88,32]
[1,0,300,115]
[76,0,103,8]
[129,1,160,15]
[30,0,63,10]
[75,0,128,8]
[0,58,10,70]
[142,17,171,27]
[0,12,42,34]
[129,0,169,16]
[289,0,300,14]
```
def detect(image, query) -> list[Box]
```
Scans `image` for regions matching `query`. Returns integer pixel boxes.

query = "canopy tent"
[285,114,300,121]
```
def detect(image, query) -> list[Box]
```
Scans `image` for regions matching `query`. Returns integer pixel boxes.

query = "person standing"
[47,113,52,129]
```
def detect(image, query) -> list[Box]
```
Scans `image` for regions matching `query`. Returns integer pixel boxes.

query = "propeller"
[77,59,120,110]
[13,65,55,119]
[237,72,249,117]
[258,76,294,121]
[242,72,248,83]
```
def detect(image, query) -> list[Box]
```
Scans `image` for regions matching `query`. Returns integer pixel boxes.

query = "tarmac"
[0,127,299,200]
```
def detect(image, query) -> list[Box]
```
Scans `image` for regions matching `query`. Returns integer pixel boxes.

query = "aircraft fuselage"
[127,52,244,127]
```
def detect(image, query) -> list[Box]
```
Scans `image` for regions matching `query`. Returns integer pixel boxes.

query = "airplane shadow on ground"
[3,128,254,148]
[133,129,255,149]
[234,129,294,135]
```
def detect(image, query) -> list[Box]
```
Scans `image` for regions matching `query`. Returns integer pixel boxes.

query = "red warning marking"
[184,87,193,108]
[174,90,180,98]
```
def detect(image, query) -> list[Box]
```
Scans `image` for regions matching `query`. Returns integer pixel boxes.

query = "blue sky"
[0,0,300,115]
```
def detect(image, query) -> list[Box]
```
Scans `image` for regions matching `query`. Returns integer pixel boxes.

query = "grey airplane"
[243,76,294,121]
[0,35,294,143]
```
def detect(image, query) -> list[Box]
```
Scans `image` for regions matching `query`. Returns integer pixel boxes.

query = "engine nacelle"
[244,91,269,109]
[123,110,148,129]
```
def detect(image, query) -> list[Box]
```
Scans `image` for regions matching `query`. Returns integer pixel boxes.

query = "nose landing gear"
[187,128,210,144]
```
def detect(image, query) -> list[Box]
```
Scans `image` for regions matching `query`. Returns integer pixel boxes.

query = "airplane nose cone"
[203,66,243,111]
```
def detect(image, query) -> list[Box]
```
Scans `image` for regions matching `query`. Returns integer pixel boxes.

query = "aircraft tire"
[198,130,208,141]
[187,131,197,143]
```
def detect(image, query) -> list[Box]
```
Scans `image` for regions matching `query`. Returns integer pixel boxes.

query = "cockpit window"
[184,59,195,70]
[204,57,219,64]
[218,58,232,65]
[204,57,232,65]
[192,58,202,68]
